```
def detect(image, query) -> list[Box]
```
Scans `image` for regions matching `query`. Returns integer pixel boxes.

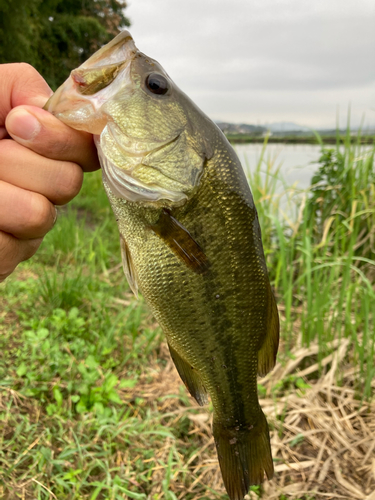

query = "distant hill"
[214,120,375,142]
[215,121,311,135]
[216,122,266,135]
[266,122,311,133]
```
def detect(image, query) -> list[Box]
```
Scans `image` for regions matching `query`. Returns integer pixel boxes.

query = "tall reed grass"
[246,132,375,399]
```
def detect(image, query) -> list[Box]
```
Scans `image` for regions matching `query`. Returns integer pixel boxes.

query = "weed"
[0,130,374,499]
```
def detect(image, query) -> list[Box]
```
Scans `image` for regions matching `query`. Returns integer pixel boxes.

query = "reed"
[247,129,375,398]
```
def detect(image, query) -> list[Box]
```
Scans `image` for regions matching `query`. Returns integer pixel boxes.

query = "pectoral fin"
[120,235,139,298]
[150,209,208,274]
[168,343,208,406]
[257,290,279,377]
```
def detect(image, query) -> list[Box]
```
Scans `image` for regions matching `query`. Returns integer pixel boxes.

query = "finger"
[0,180,56,239]
[0,139,83,205]
[6,106,100,172]
[0,63,52,126]
[0,231,42,283]
[0,127,8,140]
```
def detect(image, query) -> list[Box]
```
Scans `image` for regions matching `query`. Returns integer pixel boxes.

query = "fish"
[44,30,279,500]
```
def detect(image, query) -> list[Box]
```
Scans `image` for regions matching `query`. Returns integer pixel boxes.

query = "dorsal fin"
[150,209,209,274]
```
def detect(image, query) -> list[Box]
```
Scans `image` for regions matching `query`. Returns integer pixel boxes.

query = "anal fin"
[258,290,279,377]
[120,235,139,298]
[168,343,209,406]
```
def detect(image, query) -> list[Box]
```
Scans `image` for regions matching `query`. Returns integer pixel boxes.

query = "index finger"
[0,63,52,126]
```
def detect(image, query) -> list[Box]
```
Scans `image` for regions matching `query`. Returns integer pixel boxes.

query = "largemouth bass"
[45,30,279,500]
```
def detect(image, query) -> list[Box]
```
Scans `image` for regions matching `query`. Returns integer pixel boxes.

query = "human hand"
[0,63,101,282]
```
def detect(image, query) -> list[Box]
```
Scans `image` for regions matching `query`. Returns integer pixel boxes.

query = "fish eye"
[145,73,169,95]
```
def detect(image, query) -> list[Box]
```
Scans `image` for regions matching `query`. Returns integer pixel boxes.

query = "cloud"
[127,0,375,127]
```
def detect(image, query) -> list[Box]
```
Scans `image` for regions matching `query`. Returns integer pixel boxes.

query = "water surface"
[235,143,322,189]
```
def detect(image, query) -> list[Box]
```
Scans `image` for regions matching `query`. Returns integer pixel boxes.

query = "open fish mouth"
[44,31,138,133]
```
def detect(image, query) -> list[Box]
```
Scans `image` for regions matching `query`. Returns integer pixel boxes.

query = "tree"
[0,0,130,89]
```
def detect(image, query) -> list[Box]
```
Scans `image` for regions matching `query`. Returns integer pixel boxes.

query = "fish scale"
[45,30,279,500]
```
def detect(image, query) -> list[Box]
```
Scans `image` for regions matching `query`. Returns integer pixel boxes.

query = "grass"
[0,128,374,499]
[252,131,375,398]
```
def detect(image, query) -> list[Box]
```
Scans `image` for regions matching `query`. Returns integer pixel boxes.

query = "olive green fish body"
[104,128,278,497]
[45,30,279,500]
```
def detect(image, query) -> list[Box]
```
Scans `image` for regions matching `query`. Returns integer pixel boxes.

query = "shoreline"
[227,135,375,145]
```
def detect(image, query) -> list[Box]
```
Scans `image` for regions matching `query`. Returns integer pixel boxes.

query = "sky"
[126,0,375,129]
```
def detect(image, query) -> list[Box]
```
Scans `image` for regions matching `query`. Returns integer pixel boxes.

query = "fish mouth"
[44,31,138,134]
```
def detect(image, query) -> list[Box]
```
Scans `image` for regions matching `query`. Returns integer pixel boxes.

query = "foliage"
[308,133,375,257]
[0,0,130,89]
[248,130,375,399]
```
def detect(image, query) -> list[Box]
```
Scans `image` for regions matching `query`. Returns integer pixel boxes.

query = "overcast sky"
[126,0,375,129]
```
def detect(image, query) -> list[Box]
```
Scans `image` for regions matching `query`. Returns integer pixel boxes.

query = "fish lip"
[81,30,137,68]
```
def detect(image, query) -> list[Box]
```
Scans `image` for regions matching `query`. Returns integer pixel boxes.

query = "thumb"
[6,105,100,172]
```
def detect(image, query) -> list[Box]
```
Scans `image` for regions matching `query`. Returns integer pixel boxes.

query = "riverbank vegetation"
[1,131,374,499]
[227,132,375,145]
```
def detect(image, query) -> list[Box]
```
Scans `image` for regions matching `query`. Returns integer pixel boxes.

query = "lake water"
[235,142,373,218]
[235,143,322,189]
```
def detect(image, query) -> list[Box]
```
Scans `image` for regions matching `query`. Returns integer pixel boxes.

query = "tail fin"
[213,411,273,500]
